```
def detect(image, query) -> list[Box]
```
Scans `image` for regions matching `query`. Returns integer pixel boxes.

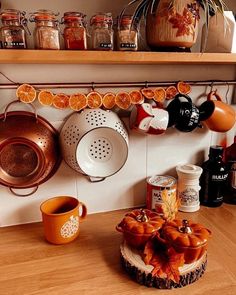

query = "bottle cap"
[209,145,224,159]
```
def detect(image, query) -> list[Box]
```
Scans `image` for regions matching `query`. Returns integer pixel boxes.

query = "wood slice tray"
[120,242,207,289]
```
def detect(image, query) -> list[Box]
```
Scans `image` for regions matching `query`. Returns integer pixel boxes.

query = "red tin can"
[146,175,177,215]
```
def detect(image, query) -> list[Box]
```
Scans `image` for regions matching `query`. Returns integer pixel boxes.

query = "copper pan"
[0,100,61,196]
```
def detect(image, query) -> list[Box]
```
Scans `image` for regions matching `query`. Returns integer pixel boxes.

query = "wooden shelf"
[1,49,236,65]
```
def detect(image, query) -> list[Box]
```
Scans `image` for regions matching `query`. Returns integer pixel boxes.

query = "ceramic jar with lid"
[176,164,203,212]
[62,12,87,50]
[90,13,114,50]
[30,9,60,50]
[0,9,28,49]
[116,208,165,249]
[161,219,211,264]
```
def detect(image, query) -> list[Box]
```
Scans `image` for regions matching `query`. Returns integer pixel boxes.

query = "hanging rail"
[0,80,235,90]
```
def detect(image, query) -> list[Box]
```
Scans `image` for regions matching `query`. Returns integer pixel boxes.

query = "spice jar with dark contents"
[0,9,28,49]
[62,12,87,50]
[30,10,60,50]
[90,13,113,50]
[117,15,138,51]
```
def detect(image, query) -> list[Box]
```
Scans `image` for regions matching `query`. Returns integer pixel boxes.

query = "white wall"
[0,0,235,226]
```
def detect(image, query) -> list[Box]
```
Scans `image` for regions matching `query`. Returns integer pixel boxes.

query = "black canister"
[200,145,228,207]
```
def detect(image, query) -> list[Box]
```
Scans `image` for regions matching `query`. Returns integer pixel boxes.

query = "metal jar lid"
[147,175,176,190]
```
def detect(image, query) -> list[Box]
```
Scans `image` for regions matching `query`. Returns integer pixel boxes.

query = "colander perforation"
[63,125,79,146]
[88,138,112,162]
[85,110,107,126]
[115,122,128,140]
[66,155,81,170]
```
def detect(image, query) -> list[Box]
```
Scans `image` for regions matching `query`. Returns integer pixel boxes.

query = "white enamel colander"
[59,109,129,182]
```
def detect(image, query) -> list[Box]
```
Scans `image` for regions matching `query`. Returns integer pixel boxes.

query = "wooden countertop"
[0,205,236,295]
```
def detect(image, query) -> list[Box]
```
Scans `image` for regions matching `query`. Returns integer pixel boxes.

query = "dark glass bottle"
[200,145,228,207]
[224,136,236,204]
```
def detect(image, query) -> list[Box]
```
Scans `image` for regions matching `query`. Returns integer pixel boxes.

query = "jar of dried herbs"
[90,13,113,51]
[117,15,138,51]
[62,12,87,50]
[30,10,60,50]
[0,9,28,49]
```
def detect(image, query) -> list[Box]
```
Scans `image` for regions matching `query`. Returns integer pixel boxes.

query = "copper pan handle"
[9,186,38,197]
[3,100,38,122]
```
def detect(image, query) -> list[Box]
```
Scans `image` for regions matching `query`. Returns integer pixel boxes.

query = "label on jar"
[151,188,176,211]
[120,43,136,49]
[3,41,25,48]
[179,188,199,206]
[99,43,112,49]
[146,175,177,214]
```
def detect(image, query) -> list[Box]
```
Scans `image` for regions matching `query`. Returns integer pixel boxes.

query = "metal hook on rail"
[91,82,95,91]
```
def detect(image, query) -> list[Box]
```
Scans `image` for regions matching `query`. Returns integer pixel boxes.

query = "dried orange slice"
[87,91,103,109]
[177,81,191,95]
[129,90,144,104]
[154,87,166,103]
[102,92,116,109]
[38,90,54,106]
[141,88,155,100]
[69,93,88,111]
[115,92,131,110]
[52,93,69,109]
[165,85,178,100]
[16,83,37,103]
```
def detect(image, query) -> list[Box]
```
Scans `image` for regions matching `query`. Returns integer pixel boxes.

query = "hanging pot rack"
[0,80,235,90]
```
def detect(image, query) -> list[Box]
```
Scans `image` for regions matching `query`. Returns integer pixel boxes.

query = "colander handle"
[89,176,106,183]
[9,186,38,197]
[3,100,38,122]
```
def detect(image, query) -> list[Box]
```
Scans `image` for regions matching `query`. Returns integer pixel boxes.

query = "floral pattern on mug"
[60,215,79,238]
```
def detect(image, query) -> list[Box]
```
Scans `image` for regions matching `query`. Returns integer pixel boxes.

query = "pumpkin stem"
[136,209,149,222]
[178,219,192,234]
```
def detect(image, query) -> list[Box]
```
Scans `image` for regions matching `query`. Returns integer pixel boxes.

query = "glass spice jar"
[62,12,87,50]
[29,10,60,50]
[117,15,138,51]
[90,13,113,51]
[0,9,28,49]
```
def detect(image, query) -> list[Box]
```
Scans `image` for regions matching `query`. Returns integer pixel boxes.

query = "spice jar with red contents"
[90,13,114,51]
[29,10,60,50]
[0,9,28,49]
[62,12,87,50]
[117,15,138,51]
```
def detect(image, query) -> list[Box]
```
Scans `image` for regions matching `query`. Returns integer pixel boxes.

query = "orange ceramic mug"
[199,91,236,132]
[40,196,87,245]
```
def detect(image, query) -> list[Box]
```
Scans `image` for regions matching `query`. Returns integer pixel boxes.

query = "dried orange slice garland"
[102,92,116,109]
[16,84,37,103]
[115,92,131,110]
[177,81,192,95]
[69,93,88,111]
[165,86,178,100]
[141,88,155,100]
[154,87,166,103]
[87,91,103,109]
[38,90,54,106]
[16,81,192,110]
[129,90,144,104]
[52,93,70,109]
